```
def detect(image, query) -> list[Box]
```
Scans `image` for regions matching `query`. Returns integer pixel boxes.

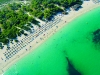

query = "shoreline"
[0,1,100,75]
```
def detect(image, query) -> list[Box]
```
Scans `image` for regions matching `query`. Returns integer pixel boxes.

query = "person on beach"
[1,57,3,60]
[2,69,4,73]
[56,26,58,28]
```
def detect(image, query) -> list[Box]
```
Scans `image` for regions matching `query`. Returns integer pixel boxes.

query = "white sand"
[0,0,100,75]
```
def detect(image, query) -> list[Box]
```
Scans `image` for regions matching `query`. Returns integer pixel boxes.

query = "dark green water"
[4,7,100,75]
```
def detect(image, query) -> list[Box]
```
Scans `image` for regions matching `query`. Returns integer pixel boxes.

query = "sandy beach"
[0,0,100,75]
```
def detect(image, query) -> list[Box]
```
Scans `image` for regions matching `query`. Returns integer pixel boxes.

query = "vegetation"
[30,0,82,20]
[0,3,39,45]
[0,0,82,46]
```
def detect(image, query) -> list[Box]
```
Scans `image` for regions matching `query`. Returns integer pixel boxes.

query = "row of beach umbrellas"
[3,14,63,60]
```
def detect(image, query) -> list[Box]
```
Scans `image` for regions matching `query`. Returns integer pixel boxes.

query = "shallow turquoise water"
[4,7,100,75]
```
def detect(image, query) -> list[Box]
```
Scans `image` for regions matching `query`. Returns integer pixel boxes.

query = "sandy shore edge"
[0,1,100,75]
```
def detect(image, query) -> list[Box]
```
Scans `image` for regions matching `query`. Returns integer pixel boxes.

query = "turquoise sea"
[4,7,100,75]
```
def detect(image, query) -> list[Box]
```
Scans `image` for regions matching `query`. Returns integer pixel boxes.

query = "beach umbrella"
[6,56,9,59]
